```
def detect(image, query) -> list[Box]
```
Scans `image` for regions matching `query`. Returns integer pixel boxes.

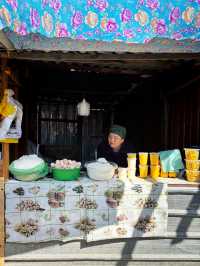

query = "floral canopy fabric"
[0,0,200,44]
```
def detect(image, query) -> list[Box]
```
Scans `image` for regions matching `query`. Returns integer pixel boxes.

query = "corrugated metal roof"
[2,30,200,53]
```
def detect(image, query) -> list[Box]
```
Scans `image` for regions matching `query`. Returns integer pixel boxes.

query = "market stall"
[4,145,199,244]
[1,1,200,264]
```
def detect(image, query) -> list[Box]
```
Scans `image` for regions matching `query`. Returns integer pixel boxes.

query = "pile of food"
[47,190,65,208]
[134,216,156,233]
[75,218,96,233]
[15,219,39,237]
[9,154,48,181]
[51,159,81,169]
[104,186,124,208]
[85,158,117,181]
[16,200,45,212]
[51,158,81,181]
[135,197,158,209]
[76,198,98,209]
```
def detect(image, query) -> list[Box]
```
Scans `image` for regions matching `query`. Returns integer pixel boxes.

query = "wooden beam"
[1,50,200,62]
[167,74,200,96]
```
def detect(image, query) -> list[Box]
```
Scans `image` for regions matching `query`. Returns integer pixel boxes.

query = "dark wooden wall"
[167,86,200,149]
[114,88,163,152]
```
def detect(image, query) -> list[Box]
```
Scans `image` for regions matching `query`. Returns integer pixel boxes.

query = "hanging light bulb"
[77,98,90,116]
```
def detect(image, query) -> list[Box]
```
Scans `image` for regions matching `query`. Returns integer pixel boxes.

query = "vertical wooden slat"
[0,182,4,266]
[0,57,7,266]
[2,144,9,181]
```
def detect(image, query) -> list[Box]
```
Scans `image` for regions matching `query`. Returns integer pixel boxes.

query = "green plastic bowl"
[52,167,80,181]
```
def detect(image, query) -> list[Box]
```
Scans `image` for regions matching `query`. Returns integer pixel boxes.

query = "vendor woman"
[97,124,134,167]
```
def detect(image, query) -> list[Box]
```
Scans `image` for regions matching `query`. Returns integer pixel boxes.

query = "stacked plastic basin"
[185,148,200,182]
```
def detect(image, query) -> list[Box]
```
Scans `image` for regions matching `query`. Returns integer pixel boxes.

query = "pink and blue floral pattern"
[0,0,200,43]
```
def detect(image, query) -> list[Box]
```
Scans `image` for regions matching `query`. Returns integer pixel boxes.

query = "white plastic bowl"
[85,159,117,181]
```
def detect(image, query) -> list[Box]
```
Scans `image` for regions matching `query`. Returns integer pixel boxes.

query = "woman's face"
[108,133,124,150]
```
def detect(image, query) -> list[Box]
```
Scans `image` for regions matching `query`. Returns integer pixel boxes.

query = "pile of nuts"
[16,200,45,211]
[75,218,96,233]
[131,185,143,193]
[77,198,98,209]
[13,187,24,196]
[59,215,70,223]
[15,219,38,237]
[72,185,84,194]
[59,228,69,237]
[116,227,127,236]
[47,191,65,208]
[135,197,158,209]
[135,217,156,233]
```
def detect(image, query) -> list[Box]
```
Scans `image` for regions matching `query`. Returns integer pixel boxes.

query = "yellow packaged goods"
[186,170,200,182]
[150,153,159,165]
[185,160,200,171]
[160,168,168,178]
[168,172,177,178]
[184,148,199,160]
[127,153,136,158]
[150,165,160,179]
[139,165,148,178]
[139,152,148,165]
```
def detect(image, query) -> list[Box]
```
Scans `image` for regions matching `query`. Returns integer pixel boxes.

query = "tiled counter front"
[5,178,167,243]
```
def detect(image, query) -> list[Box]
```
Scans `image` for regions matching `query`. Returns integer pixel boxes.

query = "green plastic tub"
[52,167,80,181]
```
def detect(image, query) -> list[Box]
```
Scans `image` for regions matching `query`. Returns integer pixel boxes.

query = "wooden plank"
[168,209,200,217]
[1,57,9,181]
[0,182,4,266]
[2,144,9,181]
[168,216,200,233]
[0,32,14,50]
[5,238,200,261]
[0,161,2,177]
[168,194,200,210]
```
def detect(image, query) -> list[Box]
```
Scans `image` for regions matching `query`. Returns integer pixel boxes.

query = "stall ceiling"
[5,51,199,105]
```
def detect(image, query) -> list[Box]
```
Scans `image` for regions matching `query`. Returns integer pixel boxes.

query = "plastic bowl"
[52,167,80,181]
[13,164,49,181]
[85,161,117,181]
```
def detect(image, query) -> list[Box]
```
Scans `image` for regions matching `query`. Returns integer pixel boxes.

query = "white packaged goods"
[13,155,43,170]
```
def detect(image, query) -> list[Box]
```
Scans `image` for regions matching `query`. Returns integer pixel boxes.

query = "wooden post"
[2,144,9,181]
[0,182,4,266]
[0,57,8,266]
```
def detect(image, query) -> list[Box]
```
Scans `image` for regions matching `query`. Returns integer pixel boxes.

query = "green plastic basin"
[52,167,80,181]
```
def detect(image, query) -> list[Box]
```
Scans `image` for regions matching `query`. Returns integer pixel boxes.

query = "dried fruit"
[13,187,24,196]
[77,198,97,209]
[135,217,156,233]
[135,197,158,209]
[72,185,83,194]
[116,227,127,236]
[16,200,45,211]
[59,228,69,237]
[75,218,96,233]
[47,191,65,208]
[15,219,38,237]
[59,215,69,223]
